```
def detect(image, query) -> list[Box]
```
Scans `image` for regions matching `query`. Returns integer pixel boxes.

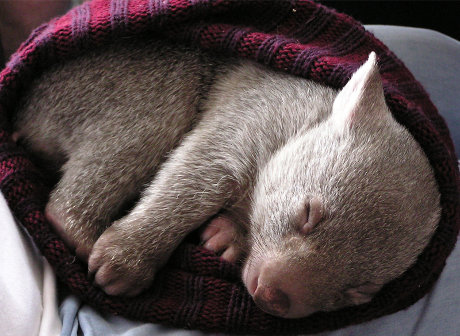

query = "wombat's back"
[13,38,220,166]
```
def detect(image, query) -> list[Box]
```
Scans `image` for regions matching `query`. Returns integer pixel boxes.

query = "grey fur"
[13,38,441,318]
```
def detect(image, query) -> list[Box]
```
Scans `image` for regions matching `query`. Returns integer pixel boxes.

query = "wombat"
[12,37,441,318]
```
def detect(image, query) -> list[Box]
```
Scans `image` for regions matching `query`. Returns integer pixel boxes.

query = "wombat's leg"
[88,131,239,296]
[200,215,243,263]
[46,142,159,260]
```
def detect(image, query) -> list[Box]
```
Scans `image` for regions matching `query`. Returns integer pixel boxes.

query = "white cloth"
[0,192,62,336]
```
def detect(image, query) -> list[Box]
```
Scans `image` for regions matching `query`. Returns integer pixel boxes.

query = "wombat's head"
[243,53,441,318]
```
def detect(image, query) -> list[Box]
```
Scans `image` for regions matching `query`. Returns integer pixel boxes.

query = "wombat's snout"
[244,259,290,317]
[253,285,290,317]
[243,255,316,318]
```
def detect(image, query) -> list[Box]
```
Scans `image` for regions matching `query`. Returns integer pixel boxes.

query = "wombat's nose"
[253,285,290,317]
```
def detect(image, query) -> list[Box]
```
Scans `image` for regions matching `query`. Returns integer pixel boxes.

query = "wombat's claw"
[88,226,154,297]
[200,216,241,263]
[90,262,146,297]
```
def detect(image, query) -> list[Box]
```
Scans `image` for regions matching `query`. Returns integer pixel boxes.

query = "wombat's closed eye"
[299,197,324,235]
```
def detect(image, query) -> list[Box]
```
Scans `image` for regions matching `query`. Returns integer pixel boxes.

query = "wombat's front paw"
[200,216,242,263]
[88,225,158,297]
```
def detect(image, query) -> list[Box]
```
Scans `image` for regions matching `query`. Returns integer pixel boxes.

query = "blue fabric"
[59,296,216,335]
[60,296,79,336]
[315,233,460,336]
[59,25,460,336]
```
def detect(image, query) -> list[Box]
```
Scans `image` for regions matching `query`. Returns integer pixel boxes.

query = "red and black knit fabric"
[0,0,458,334]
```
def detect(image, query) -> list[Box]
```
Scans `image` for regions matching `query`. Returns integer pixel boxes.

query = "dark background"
[320,1,459,40]
[0,1,458,66]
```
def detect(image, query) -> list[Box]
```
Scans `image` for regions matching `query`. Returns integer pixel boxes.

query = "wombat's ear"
[345,282,382,305]
[331,52,390,131]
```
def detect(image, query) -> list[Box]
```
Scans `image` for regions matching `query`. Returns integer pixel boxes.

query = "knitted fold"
[0,0,458,334]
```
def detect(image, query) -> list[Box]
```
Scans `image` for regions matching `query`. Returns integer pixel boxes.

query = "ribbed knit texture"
[0,0,458,334]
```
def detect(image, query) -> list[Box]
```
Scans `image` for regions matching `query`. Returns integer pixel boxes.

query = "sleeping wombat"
[13,38,440,318]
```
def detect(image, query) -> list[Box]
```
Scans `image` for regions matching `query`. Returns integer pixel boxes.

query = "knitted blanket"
[0,0,458,334]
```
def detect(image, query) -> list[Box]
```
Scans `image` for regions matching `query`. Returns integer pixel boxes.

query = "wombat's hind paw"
[45,204,94,260]
[200,216,241,263]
